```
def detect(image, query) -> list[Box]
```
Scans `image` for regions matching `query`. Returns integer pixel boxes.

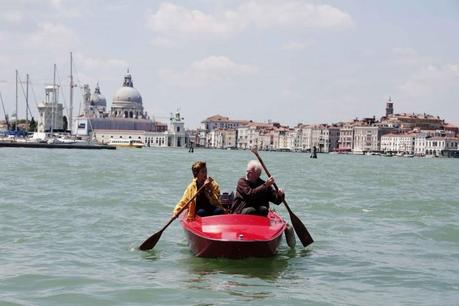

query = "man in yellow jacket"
[173,161,223,220]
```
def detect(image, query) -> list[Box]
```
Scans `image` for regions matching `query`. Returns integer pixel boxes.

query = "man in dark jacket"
[231,160,284,216]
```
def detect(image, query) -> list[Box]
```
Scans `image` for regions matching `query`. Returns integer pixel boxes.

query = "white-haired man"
[231,160,284,216]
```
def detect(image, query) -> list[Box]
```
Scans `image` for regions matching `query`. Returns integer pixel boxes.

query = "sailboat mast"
[69,52,73,133]
[26,74,29,132]
[51,64,56,134]
[15,69,18,132]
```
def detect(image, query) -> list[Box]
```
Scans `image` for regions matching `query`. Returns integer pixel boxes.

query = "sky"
[0,0,458,129]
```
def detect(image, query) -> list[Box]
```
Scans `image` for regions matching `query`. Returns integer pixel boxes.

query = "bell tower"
[386,97,394,117]
[168,110,186,147]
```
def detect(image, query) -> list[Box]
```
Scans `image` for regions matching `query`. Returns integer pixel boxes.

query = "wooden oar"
[250,147,314,247]
[139,183,208,251]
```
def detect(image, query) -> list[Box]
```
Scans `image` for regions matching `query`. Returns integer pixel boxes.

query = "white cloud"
[70,54,130,87]
[147,0,353,41]
[147,3,243,38]
[400,64,459,97]
[75,54,128,71]
[159,56,257,87]
[392,47,418,58]
[282,40,315,51]
[390,47,423,66]
[239,0,353,29]
[150,36,178,48]
[29,22,77,49]
[1,10,24,25]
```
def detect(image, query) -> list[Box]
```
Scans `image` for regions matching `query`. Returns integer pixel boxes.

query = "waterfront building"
[307,124,340,153]
[327,126,340,152]
[201,115,248,131]
[200,115,252,148]
[37,85,64,132]
[383,113,444,129]
[425,137,459,157]
[300,125,313,151]
[258,129,274,150]
[73,72,185,147]
[442,123,459,137]
[206,128,237,149]
[338,123,354,152]
[380,132,416,155]
[192,101,457,154]
[414,133,428,156]
[274,127,294,151]
[206,129,220,148]
[291,125,303,151]
[353,126,395,154]
[168,111,186,147]
[247,124,263,149]
[196,128,207,147]
[223,129,237,149]
[236,125,249,149]
[311,126,325,152]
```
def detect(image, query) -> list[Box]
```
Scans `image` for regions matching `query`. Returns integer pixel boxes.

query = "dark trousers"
[197,207,224,217]
[241,206,268,216]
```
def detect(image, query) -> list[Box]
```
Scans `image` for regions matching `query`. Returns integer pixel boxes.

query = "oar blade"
[288,210,314,247]
[139,230,163,251]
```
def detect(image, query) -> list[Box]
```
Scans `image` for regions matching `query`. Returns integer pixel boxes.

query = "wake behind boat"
[180,210,288,258]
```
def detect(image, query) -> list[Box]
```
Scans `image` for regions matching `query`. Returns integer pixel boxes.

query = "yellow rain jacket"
[173,178,221,220]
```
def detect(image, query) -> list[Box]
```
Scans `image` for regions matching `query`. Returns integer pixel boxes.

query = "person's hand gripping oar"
[138,181,210,251]
[250,147,314,247]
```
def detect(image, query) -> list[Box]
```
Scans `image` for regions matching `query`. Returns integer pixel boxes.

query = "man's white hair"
[247,160,262,175]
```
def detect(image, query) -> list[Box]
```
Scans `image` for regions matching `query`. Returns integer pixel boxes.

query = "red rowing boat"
[180,210,288,258]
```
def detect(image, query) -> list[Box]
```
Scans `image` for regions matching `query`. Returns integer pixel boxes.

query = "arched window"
[124,111,128,118]
[130,111,133,118]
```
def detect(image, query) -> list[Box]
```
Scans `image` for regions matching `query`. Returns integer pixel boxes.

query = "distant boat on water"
[108,139,144,148]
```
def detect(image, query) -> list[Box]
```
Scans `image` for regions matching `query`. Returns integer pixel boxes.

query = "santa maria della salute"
[73,71,186,148]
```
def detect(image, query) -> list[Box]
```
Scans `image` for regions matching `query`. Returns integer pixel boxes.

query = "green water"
[0,148,458,305]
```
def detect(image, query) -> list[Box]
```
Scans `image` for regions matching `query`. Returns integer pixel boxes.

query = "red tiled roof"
[203,114,229,121]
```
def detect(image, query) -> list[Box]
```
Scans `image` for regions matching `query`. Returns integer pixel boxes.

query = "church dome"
[112,72,142,107]
[90,84,106,107]
[113,86,142,104]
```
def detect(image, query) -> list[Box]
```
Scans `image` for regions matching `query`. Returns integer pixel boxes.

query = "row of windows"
[113,110,141,118]
[146,138,166,145]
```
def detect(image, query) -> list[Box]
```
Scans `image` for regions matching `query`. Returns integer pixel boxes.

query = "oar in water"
[250,147,314,247]
[139,183,208,251]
